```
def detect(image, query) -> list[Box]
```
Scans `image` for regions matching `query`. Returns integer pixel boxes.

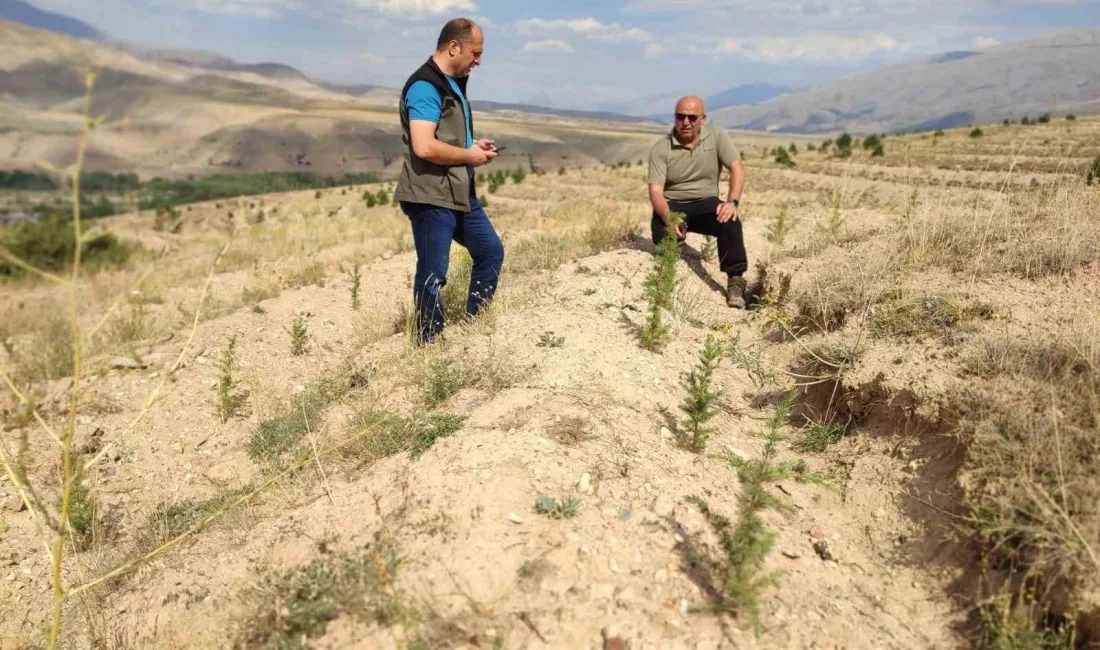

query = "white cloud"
[972,35,1000,49]
[187,0,298,18]
[522,39,575,53]
[349,0,477,18]
[716,33,910,63]
[516,17,654,43]
[643,43,665,58]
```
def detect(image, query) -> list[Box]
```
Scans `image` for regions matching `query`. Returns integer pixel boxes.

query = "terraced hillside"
[1,115,1098,648]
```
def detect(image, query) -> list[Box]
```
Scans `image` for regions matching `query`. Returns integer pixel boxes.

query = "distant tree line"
[138,171,380,209]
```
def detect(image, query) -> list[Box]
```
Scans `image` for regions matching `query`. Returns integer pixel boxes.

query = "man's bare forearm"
[726,161,745,203]
[648,185,671,224]
[415,138,472,166]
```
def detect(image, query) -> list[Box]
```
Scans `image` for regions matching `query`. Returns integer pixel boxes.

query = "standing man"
[395,18,503,344]
[647,95,748,307]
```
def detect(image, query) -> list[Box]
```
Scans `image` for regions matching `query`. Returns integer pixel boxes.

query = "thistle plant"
[678,334,723,453]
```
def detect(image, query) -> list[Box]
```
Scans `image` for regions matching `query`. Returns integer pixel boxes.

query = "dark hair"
[436,18,479,51]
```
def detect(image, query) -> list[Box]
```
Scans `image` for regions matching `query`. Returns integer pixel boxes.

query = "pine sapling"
[678,334,722,453]
[349,264,361,311]
[641,211,683,350]
[215,334,243,423]
[685,395,806,634]
[289,314,309,356]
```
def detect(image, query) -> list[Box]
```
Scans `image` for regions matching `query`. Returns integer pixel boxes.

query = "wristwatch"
[727,199,740,207]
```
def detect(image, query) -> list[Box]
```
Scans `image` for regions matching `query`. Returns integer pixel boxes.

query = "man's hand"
[716,200,739,223]
[474,138,496,151]
[466,142,499,167]
[676,221,689,238]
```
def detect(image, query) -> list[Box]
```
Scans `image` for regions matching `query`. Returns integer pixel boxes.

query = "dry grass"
[899,186,1100,278]
[955,318,1099,608]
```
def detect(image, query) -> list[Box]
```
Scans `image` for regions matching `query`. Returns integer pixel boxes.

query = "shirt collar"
[669,125,708,149]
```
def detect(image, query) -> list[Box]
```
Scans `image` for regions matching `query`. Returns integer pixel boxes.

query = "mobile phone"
[494,145,507,152]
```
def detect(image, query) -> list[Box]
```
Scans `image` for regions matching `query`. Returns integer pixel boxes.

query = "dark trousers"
[401,195,504,344]
[651,196,748,276]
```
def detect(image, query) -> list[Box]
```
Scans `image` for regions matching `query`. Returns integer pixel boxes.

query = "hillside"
[0,21,662,178]
[0,0,102,40]
[2,116,1098,648]
[712,29,1100,133]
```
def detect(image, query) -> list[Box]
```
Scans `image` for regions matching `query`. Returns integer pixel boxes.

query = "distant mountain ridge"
[711,29,1100,133]
[0,0,102,40]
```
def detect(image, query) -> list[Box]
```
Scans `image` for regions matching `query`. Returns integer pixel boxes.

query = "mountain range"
[1,0,1098,138]
[710,30,1100,133]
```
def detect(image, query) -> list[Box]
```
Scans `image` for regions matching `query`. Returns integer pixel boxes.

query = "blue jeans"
[400,195,504,344]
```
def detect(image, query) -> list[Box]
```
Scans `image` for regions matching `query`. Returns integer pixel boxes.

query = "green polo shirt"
[647,124,741,201]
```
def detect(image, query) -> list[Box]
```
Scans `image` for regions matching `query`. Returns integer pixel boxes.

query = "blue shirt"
[405,78,473,148]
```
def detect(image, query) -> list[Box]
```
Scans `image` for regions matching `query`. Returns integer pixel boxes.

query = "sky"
[31,0,1100,111]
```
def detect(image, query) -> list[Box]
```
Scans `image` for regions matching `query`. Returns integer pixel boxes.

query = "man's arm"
[409,121,496,167]
[716,160,746,223]
[648,184,672,225]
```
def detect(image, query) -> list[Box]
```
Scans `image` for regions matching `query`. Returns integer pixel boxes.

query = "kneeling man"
[647,95,748,307]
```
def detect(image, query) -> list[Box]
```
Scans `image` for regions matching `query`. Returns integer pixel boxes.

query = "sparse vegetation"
[340,411,466,465]
[535,495,581,519]
[765,204,794,248]
[237,538,416,649]
[970,127,984,138]
[417,353,464,406]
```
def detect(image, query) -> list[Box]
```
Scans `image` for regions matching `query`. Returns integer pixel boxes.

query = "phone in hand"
[493,145,507,153]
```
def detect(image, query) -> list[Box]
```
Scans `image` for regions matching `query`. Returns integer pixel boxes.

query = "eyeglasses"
[675,113,703,123]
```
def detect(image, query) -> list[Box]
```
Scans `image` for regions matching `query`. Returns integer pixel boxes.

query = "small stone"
[615,585,636,606]
[618,507,632,520]
[813,539,838,562]
[2,495,26,512]
[109,357,145,370]
[810,525,828,540]
[383,251,394,260]
[673,533,684,544]
[602,627,628,650]
[578,473,594,495]
[171,443,184,454]
[654,569,668,584]
[652,495,675,518]
[782,550,802,560]
[659,426,672,440]
[506,512,524,524]
[608,559,619,574]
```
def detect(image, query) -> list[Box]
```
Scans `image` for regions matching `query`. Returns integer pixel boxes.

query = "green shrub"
[1037,113,1051,124]
[0,214,130,276]
[862,134,881,151]
[970,127,984,138]
[774,147,795,168]
[835,133,852,149]
[1066,114,1076,121]
[1088,155,1100,186]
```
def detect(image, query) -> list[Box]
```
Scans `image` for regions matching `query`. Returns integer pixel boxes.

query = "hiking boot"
[727,275,747,309]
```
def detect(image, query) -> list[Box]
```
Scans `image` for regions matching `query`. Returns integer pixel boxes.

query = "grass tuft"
[534,495,581,519]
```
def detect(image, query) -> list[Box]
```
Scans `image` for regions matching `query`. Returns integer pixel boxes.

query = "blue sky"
[31,0,1100,110]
